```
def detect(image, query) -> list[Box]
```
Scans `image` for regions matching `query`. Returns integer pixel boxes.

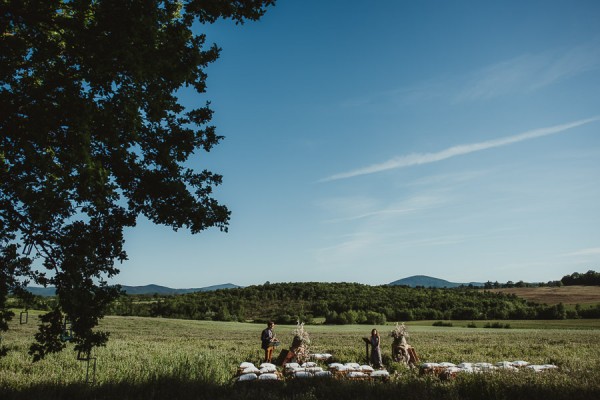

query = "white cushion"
[496,362,517,371]
[511,360,529,367]
[237,373,257,381]
[304,366,323,373]
[259,362,276,369]
[301,361,318,368]
[347,371,367,378]
[285,362,300,369]
[294,371,313,378]
[242,366,260,374]
[259,366,276,374]
[526,365,545,372]
[311,353,333,360]
[371,370,390,377]
[239,362,255,369]
[258,373,279,380]
[445,367,462,374]
[359,365,374,372]
[439,362,456,367]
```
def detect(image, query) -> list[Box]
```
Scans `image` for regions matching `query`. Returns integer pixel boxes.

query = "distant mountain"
[26,283,240,297]
[26,286,57,296]
[389,275,484,288]
[120,283,241,295]
[26,277,486,296]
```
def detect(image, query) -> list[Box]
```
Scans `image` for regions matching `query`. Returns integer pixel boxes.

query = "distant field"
[484,285,600,305]
[406,319,600,329]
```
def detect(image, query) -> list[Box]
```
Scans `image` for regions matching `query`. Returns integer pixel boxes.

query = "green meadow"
[1,313,599,400]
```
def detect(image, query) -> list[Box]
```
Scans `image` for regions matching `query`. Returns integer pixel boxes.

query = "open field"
[1,314,599,400]
[484,285,600,305]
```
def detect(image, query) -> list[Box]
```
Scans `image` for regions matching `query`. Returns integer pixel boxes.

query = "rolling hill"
[26,283,240,297]
[389,275,484,288]
[27,276,487,296]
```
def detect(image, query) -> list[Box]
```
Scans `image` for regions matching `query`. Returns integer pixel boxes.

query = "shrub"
[484,322,511,329]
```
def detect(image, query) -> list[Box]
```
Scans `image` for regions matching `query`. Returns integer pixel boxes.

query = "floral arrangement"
[390,322,409,341]
[292,320,311,345]
[291,320,311,363]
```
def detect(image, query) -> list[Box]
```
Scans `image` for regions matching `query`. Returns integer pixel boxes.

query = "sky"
[118,0,600,288]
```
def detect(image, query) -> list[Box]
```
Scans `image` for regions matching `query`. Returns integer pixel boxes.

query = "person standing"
[261,321,276,363]
[370,328,383,368]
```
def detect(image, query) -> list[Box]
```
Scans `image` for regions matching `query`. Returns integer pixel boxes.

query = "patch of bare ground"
[484,285,600,305]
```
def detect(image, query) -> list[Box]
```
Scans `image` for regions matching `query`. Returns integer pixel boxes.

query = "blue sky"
[118,0,600,288]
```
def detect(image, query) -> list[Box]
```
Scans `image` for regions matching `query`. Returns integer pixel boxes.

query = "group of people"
[260,321,383,369]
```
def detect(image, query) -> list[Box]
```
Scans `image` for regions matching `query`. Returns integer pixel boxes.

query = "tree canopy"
[104,281,586,324]
[561,270,600,286]
[0,0,274,359]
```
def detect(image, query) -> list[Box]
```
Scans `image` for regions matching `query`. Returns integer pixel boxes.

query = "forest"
[101,281,600,323]
[9,271,599,325]
[482,269,600,288]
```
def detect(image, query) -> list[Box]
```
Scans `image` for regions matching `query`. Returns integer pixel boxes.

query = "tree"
[0,0,274,360]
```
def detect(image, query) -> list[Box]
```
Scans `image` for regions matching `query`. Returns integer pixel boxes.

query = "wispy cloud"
[319,194,446,223]
[561,247,600,257]
[456,40,600,102]
[323,208,419,223]
[320,117,600,182]
[341,40,600,108]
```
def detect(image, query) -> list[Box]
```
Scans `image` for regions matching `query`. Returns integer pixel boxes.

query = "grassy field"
[484,285,600,305]
[1,313,599,400]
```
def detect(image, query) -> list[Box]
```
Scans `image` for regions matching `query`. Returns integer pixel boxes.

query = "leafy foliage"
[107,282,587,323]
[481,270,598,289]
[0,0,274,359]
[561,270,600,286]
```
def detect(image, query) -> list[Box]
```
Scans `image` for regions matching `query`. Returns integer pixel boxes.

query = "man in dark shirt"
[261,321,276,363]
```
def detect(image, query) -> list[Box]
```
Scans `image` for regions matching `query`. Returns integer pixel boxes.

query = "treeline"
[561,270,600,286]
[105,282,600,323]
[482,269,599,289]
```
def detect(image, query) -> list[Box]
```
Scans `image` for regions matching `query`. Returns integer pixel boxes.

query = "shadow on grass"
[1,375,599,400]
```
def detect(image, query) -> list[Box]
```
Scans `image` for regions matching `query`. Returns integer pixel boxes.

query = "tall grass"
[1,314,599,399]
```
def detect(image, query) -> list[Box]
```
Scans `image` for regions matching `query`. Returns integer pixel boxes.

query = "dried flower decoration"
[390,322,409,340]
[292,320,311,346]
[291,320,311,364]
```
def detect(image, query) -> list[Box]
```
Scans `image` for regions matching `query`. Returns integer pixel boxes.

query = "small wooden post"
[362,337,370,364]
[78,350,97,385]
